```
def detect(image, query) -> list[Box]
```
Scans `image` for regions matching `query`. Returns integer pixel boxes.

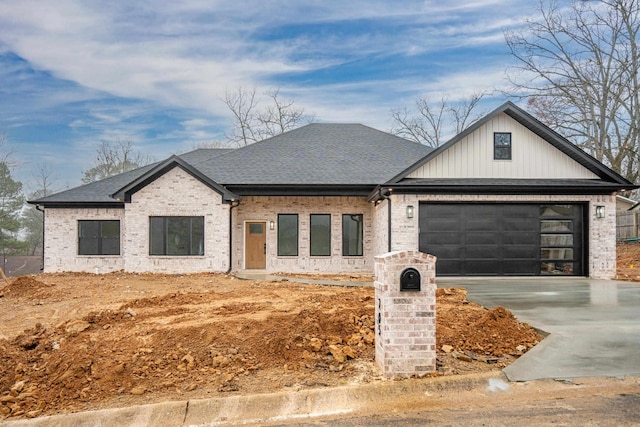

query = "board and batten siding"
[408,113,599,179]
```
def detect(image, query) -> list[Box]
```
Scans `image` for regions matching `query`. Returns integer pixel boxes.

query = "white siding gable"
[407,113,599,179]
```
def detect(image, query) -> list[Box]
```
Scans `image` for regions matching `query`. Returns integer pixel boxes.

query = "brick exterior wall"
[389,193,617,279]
[43,208,125,273]
[42,168,231,274]
[123,167,230,273]
[232,196,374,273]
[41,168,618,279]
[375,250,437,377]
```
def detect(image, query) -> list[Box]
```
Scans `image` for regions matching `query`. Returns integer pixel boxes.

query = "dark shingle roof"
[193,124,432,185]
[30,125,432,205]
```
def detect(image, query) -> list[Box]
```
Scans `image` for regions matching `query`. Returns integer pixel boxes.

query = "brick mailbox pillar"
[374,250,437,377]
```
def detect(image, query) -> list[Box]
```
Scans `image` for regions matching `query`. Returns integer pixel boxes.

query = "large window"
[278,214,298,256]
[310,214,331,256]
[149,216,204,256]
[494,132,512,160]
[78,220,120,255]
[342,214,363,256]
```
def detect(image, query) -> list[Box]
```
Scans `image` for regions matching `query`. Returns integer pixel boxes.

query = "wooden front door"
[245,222,266,269]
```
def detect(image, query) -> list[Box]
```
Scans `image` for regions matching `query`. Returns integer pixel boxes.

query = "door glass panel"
[540,205,574,217]
[541,220,572,232]
[249,223,263,234]
[541,262,574,274]
[541,248,574,260]
[541,234,573,246]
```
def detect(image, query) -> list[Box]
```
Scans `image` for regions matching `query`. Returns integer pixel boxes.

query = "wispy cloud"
[0,0,539,186]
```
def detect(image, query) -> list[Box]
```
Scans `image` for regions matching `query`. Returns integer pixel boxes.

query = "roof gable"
[389,101,634,186]
[111,155,237,203]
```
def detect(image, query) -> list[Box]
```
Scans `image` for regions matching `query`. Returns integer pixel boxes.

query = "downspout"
[378,188,392,252]
[226,199,240,274]
[35,204,45,272]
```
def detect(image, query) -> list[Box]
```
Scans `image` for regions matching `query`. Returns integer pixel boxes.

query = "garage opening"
[419,203,585,276]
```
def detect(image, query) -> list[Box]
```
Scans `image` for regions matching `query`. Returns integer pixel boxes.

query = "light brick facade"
[388,193,617,279]
[42,185,618,278]
[122,167,230,273]
[43,207,125,273]
[232,196,374,273]
[43,167,231,274]
[374,250,437,377]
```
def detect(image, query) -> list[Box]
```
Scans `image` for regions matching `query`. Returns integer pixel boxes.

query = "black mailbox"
[400,267,421,291]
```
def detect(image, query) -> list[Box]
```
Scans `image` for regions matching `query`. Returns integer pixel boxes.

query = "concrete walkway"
[440,277,640,381]
[235,272,373,287]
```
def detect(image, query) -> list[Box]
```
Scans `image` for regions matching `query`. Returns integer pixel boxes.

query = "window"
[494,132,512,160]
[342,214,363,256]
[310,214,331,256]
[278,214,298,256]
[78,220,120,255]
[149,216,204,256]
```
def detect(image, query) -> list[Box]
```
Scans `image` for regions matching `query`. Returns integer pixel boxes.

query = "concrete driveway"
[439,277,640,381]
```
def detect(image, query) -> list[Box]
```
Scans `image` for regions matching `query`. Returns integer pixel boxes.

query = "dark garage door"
[419,203,585,276]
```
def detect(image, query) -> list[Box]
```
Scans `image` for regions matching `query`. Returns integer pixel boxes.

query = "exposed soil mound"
[1,276,53,299]
[0,273,541,420]
[436,288,540,357]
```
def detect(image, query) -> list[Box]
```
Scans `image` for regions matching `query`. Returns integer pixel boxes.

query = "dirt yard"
[10,240,640,422]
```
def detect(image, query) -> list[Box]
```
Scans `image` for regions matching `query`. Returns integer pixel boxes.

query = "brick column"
[374,250,437,377]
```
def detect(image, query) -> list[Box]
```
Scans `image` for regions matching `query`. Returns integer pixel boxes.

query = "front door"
[245,222,266,269]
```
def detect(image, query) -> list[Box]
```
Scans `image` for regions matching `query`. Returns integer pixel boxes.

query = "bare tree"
[505,0,640,183]
[257,89,314,138]
[82,138,154,183]
[23,163,58,256]
[390,92,487,147]
[223,87,313,146]
[223,87,262,147]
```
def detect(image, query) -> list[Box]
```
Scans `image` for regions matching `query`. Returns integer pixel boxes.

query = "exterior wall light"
[269,220,275,230]
[406,205,415,219]
[595,205,605,219]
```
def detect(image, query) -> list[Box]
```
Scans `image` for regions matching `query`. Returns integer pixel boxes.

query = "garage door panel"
[503,260,538,275]
[503,232,537,245]
[504,245,538,258]
[431,245,465,258]
[467,219,498,231]
[503,219,539,232]
[465,260,501,275]
[419,203,585,276]
[424,233,464,245]
[436,260,460,275]
[467,232,499,245]
[466,245,500,258]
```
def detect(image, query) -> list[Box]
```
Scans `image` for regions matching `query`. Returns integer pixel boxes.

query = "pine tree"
[0,162,26,261]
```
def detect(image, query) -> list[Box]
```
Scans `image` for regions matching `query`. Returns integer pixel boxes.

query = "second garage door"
[419,203,585,276]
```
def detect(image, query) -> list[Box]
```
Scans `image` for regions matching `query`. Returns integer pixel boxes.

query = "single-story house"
[30,102,637,279]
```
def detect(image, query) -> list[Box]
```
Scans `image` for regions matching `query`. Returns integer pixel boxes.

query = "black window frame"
[277,214,299,256]
[310,214,331,256]
[149,216,205,256]
[342,214,363,256]
[78,220,121,256]
[494,132,512,160]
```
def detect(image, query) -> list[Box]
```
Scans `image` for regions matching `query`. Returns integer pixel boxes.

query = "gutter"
[226,199,240,274]
[35,204,45,272]
[378,188,392,252]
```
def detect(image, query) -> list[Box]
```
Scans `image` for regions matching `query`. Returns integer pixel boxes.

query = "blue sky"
[0,0,540,191]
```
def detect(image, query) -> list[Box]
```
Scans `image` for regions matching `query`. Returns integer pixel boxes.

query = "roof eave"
[225,184,375,197]
[27,201,125,209]
[112,155,238,203]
